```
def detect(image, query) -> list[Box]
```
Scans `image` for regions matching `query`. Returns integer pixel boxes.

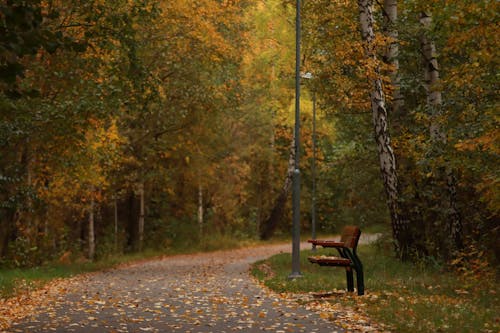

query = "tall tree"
[260,138,295,239]
[242,0,296,239]
[383,0,404,114]
[420,11,462,251]
[357,0,409,258]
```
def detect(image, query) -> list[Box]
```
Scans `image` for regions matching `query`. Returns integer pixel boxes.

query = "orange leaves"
[455,129,500,154]
[159,0,241,64]
[454,129,500,214]
[450,244,495,287]
[0,276,81,331]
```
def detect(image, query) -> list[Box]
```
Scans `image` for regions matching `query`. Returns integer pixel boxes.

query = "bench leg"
[355,267,364,296]
[345,267,354,292]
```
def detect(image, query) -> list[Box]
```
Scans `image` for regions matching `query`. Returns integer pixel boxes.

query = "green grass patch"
[251,243,499,333]
[0,262,100,298]
[0,250,163,298]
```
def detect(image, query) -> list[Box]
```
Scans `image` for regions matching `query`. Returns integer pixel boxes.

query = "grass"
[251,242,499,333]
[0,250,160,298]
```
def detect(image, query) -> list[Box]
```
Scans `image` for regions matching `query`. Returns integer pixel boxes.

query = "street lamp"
[301,72,317,252]
[289,0,302,279]
[302,72,316,251]
[311,89,317,251]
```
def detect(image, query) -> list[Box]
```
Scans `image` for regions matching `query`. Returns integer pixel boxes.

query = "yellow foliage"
[455,129,500,154]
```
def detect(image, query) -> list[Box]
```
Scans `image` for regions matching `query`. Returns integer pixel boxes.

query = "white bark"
[420,12,462,247]
[284,136,296,194]
[358,0,407,254]
[420,11,445,143]
[384,0,404,113]
[198,182,203,236]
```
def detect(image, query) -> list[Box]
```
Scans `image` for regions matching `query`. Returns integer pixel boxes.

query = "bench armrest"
[308,239,346,248]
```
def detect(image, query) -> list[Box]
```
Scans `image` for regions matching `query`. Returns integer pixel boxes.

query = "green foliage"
[0,0,497,276]
[298,0,499,263]
[317,116,389,231]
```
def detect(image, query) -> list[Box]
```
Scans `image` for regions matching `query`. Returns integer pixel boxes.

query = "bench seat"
[308,240,345,248]
[308,255,351,266]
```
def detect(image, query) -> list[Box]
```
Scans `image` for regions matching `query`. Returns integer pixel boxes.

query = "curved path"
[6,237,380,333]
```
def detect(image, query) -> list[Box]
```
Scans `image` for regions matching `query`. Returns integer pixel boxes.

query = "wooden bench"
[308,225,364,295]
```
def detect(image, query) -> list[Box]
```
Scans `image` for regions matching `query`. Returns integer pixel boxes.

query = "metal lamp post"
[311,89,317,251]
[302,72,317,252]
[289,0,302,279]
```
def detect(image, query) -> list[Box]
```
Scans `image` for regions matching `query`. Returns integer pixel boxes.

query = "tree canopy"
[0,0,497,268]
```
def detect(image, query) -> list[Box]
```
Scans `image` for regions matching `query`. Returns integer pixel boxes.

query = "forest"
[0,0,498,271]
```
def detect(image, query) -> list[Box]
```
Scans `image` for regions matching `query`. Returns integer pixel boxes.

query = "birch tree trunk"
[138,183,145,252]
[114,194,118,251]
[259,137,295,240]
[198,182,204,237]
[88,187,95,261]
[420,12,444,142]
[384,0,404,114]
[420,12,462,249]
[358,0,410,258]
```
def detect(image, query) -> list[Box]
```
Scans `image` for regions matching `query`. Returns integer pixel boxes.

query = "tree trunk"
[420,12,444,142]
[0,210,15,258]
[255,174,263,237]
[126,191,138,250]
[198,182,204,236]
[446,172,461,248]
[138,183,145,252]
[114,194,119,251]
[358,0,410,258]
[259,137,295,240]
[88,187,95,261]
[25,139,33,244]
[420,12,462,249]
[383,0,404,114]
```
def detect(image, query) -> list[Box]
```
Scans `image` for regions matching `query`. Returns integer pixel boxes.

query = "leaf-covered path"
[4,240,377,333]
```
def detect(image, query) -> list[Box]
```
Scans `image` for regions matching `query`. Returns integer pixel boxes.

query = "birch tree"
[420,11,462,251]
[357,0,410,258]
[383,0,404,115]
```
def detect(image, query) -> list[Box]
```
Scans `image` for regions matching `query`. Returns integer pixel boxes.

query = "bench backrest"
[340,225,361,249]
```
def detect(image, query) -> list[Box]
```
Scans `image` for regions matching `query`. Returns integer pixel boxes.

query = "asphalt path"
[5,237,378,333]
